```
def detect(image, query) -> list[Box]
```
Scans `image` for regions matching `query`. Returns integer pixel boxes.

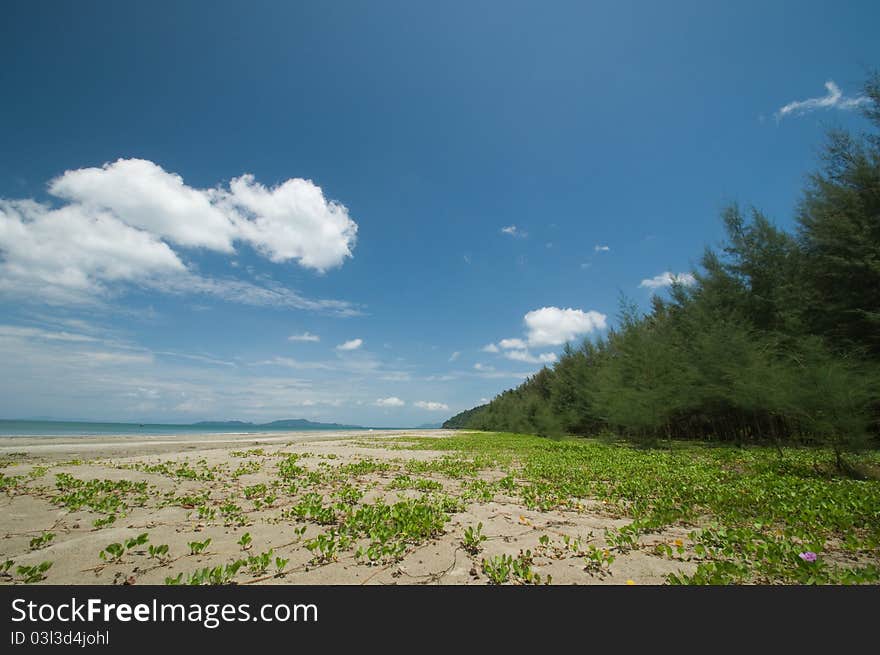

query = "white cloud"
[289,332,320,342]
[0,325,99,343]
[336,338,363,351]
[479,308,605,367]
[221,173,357,271]
[0,199,185,304]
[503,350,558,364]
[473,363,494,372]
[155,351,236,367]
[448,351,460,362]
[500,225,527,238]
[639,272,696,289]
[0,159,359,308]
[775,80,868,121]
[524,306,607,347]
[49,158,238,252]
[378,371,412,382]
[498,338,527,350]
[167,275,360,316]
[414,400,449,411]
[375,396,405,407]
[253,357,334,370]
[471,369,530,380]
[594,244,610,252]
[49,159,357,271]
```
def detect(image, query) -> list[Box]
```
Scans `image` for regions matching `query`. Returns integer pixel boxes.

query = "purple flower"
[798,551,817,563]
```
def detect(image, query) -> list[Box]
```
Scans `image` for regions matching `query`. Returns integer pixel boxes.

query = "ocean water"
[0,420,368,437]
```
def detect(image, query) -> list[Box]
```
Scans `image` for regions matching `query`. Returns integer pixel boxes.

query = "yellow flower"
[674,539,683,547]
[626,579,636,585]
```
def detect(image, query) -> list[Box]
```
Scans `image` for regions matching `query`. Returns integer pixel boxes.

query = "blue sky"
[0,1,877,425]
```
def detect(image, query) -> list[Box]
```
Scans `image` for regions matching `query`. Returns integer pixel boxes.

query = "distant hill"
[191,418,367,430]
[442,405,488,429]
[414,422,443,429]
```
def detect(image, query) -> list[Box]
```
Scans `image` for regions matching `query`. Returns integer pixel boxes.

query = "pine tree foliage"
[444,73,880,454]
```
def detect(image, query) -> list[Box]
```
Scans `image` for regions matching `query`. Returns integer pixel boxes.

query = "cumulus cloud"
[594,244,610,252]
[775,80,868,121]
[336,338,363,351]
[524,306,607,347]
[639,272,696,289]
[0,158,359,308]
[473,363,494,372]
[0,199,185,304]
[376,396,405,407]
[479,307,605,367]
[222,174,357,271]
[503,349,558,364]
[448,351,460,362]
[500,225,527,238]
[49,158,238,252]
[414,400,449,411]
[498,338,527,350]
[288,332,320,342]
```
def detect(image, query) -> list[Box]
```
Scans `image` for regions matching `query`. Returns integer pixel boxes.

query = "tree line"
[445,74,880,461]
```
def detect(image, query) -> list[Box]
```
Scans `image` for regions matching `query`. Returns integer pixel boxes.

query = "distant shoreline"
[0,419,405,438]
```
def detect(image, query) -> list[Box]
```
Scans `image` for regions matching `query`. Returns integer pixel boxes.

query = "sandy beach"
[0,430,694,585]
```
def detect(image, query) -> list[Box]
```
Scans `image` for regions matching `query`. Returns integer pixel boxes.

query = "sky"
[0,1,877,426]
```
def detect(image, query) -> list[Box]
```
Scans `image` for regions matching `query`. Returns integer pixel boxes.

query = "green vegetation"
[123,458,219,481]
[53,474,149,522]
[393,432,880,584]
[188,538,212,555]
[446,74,880,472]
[166,560,245,586]
[29,531,55,551]
[99,533,149,562]
[482,550,545,585]
[462,522,487,554]
[16,561,52,584]
[148,544,170,561]
[246,550,274,576]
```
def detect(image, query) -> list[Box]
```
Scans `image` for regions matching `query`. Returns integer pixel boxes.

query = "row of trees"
[445,74,880,458]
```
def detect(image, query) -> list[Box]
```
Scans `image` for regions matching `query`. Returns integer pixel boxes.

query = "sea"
[0,419,370,437]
